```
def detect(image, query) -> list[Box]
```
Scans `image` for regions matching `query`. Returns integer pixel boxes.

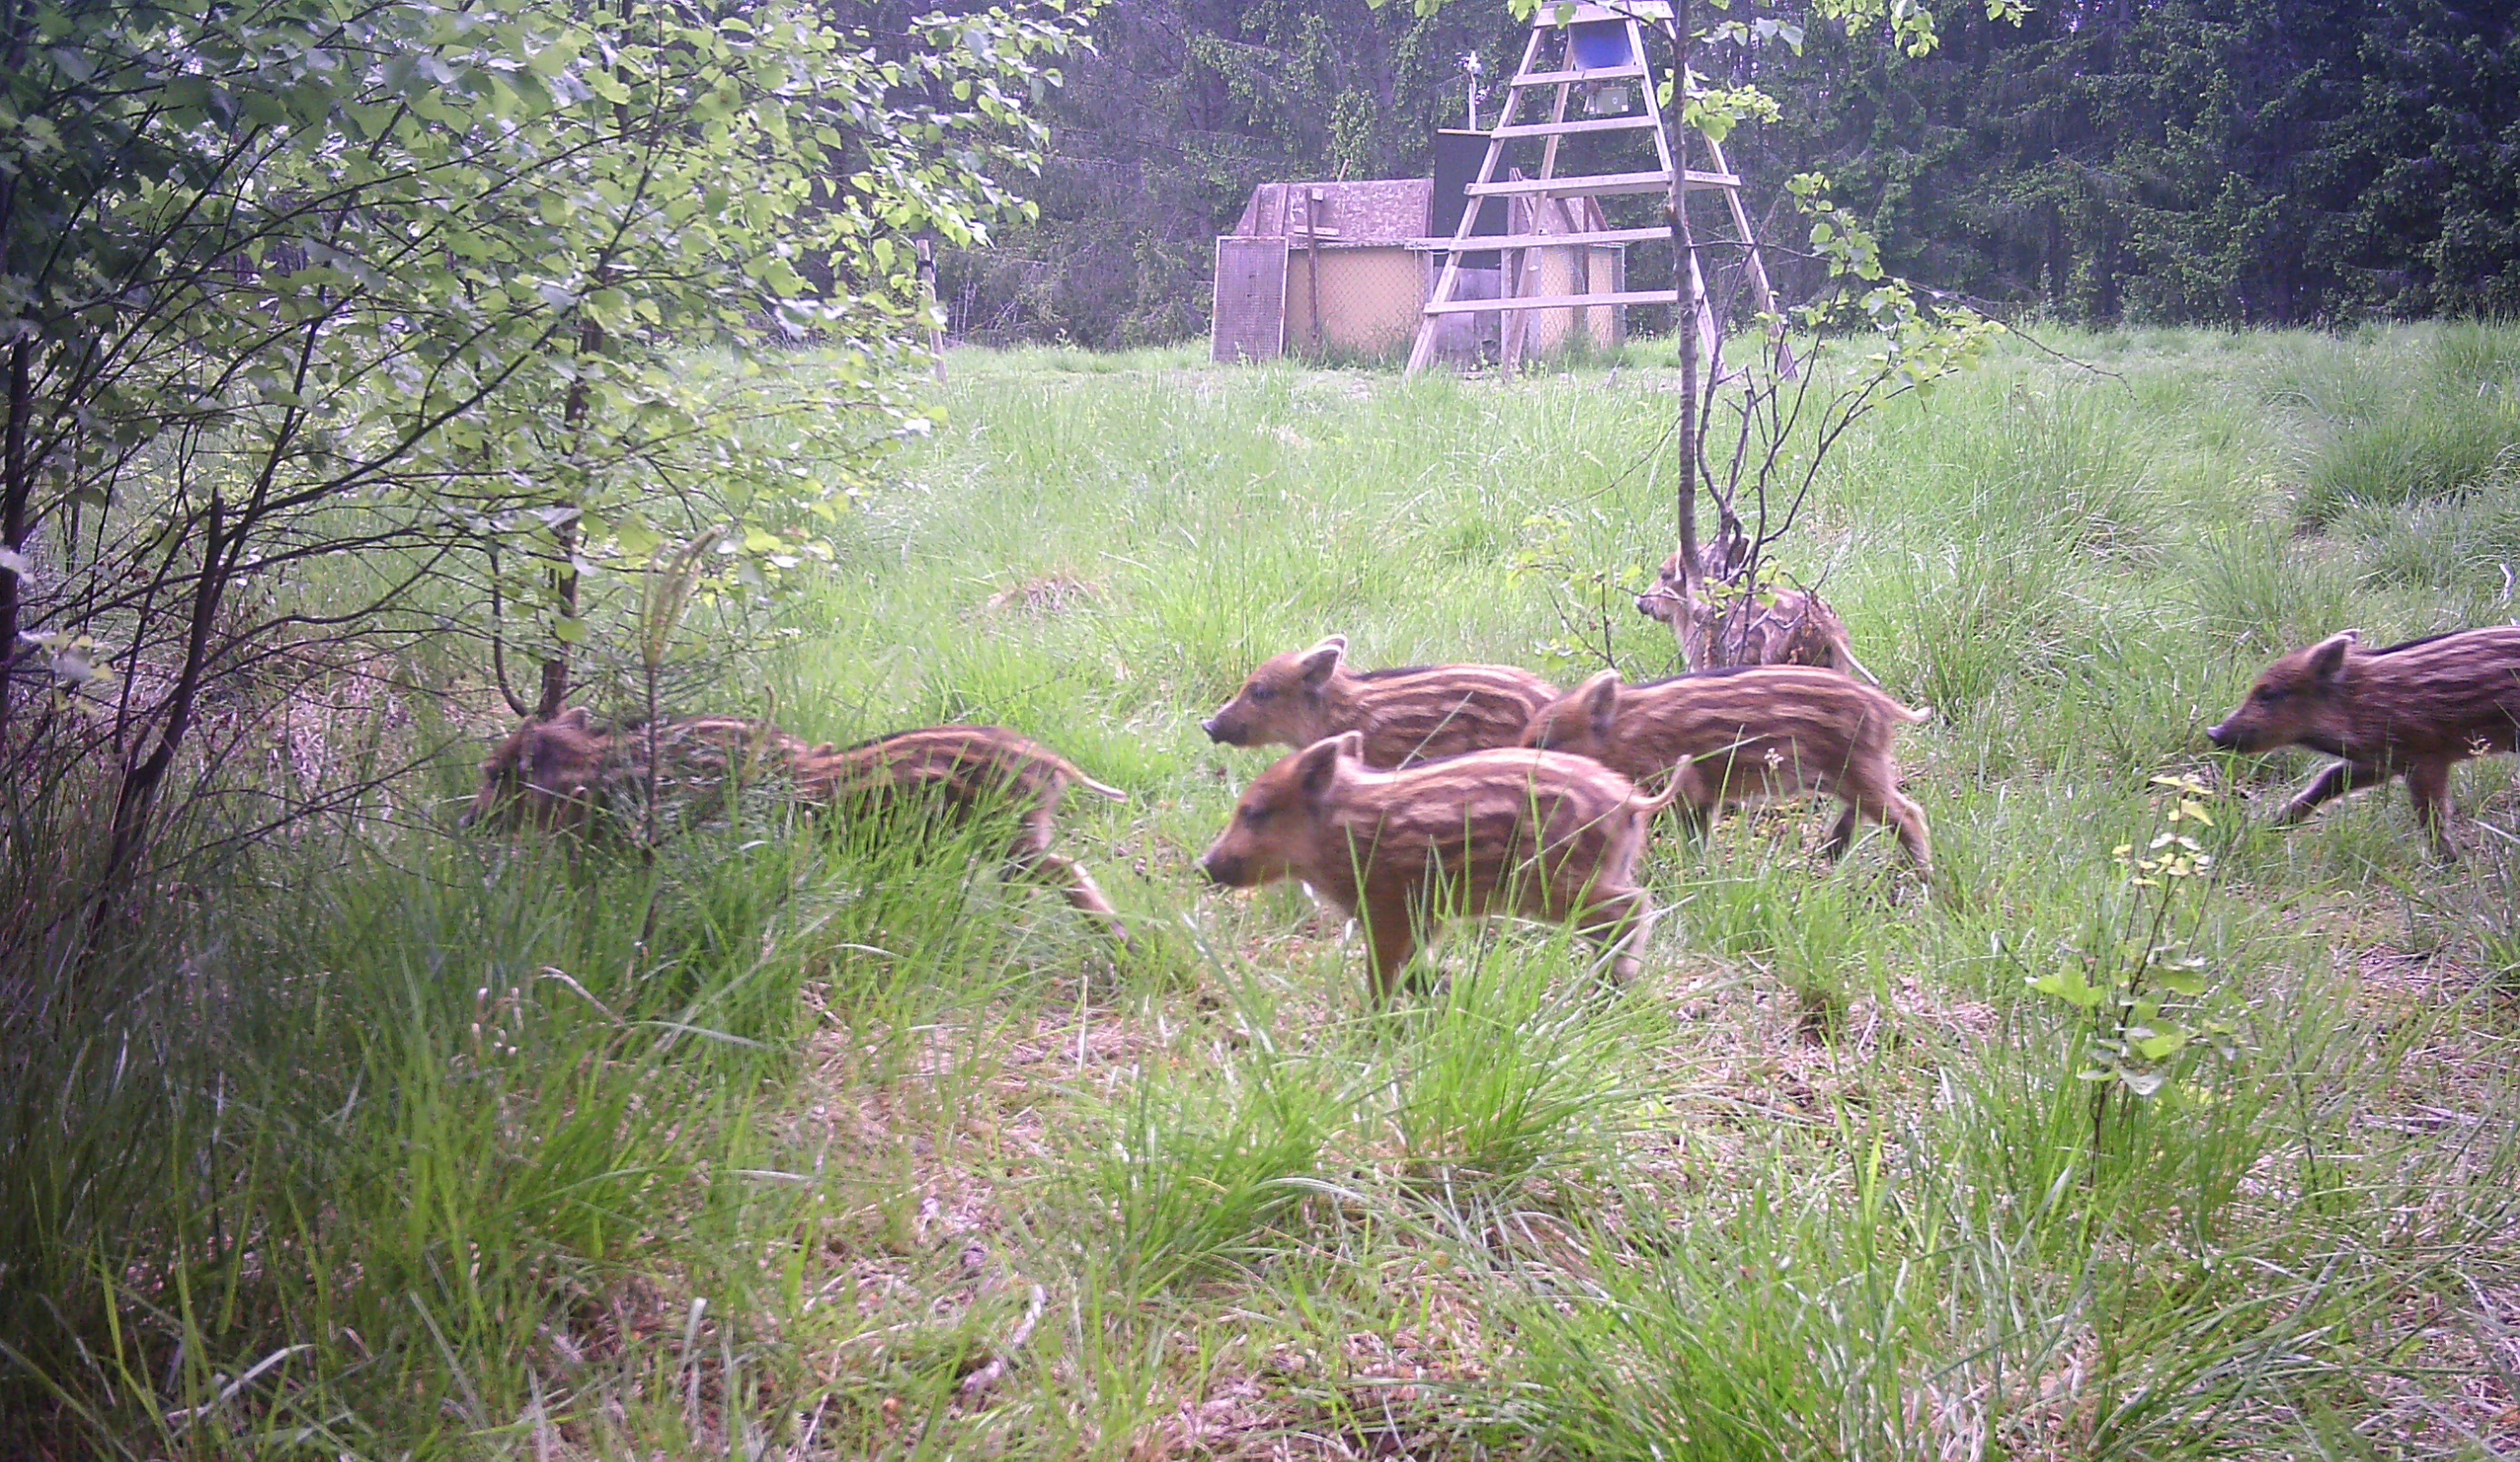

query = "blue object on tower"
[1567,20,1632,70]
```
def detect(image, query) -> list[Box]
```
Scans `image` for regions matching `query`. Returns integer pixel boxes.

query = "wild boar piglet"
[1520,667,1933,871]
[2206,626,2520,855]
[465,710,1135,943]
[1196,730,1680,1000]
[463,708,801,834]
[1202,634,1559,768]
[1634,550,1877,683]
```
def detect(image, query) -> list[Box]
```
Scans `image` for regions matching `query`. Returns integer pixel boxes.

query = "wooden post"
[917,236,945,384]
[1305,187,1324,355]
[1500,197,1527,374]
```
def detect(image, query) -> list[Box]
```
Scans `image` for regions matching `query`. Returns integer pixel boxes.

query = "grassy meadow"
[7,324,2520,1458]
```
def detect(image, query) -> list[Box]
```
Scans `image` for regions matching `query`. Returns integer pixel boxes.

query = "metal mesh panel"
[1282,246,1426,362]
[1504,242,1627,359]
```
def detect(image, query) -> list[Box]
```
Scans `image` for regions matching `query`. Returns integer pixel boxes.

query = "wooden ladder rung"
[1529,0,1672,21]
[1408,227,1672,251]
[1423,289,1681,315]
[1508,64,1649,88]
[1463,169,1738,199]
[1488,114,1660,140]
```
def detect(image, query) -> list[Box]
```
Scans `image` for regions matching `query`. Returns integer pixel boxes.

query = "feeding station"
[1210,174,1628,367]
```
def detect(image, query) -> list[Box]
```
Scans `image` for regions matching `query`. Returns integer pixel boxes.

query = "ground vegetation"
[4,325,2517,1455]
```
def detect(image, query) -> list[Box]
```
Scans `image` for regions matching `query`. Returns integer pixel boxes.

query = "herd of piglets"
[468,620,2520,999]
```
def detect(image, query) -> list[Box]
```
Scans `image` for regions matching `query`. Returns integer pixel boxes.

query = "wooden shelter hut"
[1212,176,1626,366]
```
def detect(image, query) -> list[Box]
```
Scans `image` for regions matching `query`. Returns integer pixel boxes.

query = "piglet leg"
[2279,760,2383,824]
[2402,759,2457,859]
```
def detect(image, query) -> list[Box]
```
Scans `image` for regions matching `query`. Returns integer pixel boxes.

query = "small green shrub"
[2024,777,2241,1120]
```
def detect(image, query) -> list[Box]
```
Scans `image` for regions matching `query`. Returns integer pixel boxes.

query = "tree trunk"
[1662,1,1706,668]
[534,513,578,717]
[536,4,632,720]
[1,337,30,759]
[536,314,600,718]
[96,494,230,921]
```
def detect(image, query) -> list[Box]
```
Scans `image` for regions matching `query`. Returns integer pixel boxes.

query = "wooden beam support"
[1408,227,1676,251]
[1422,289,1681,315]
[1508,64,1649,87]
[1463,169,1739,198]
[1488,114,1661,139]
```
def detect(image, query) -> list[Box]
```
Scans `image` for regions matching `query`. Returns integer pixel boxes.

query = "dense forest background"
[942,0,2520,346]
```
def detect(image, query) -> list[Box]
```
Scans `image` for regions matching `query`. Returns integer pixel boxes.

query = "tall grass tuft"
[2337,456,2520,599]
[2300,410,2516,527]
[1090,1048,1332,1299]
[1380,938,1646,1194]
[2183,521,2362,658]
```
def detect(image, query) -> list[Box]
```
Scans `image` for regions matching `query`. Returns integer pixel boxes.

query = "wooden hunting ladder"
[1404,0,1782,377]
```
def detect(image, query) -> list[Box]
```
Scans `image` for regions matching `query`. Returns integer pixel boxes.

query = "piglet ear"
[2307,631,2356,682]
[1294,734,1352,799]
[1579,670,1622,739]
[1298,635,1348,686]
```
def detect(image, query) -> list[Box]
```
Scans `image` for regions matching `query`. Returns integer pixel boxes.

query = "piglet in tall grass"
[1520,667,1934,870]
[1196,731,1679,1000]
[1634,548,1878,683]
[1202,635,1559,768]
[464,709,1134,943]
[2206,626,2520,855]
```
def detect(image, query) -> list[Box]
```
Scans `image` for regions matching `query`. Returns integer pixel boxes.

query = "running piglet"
[2206,626,2520,856]
[1196,731,1679,1001]
[464,710,1136,943]
[1202,635,1559,768]
[1519,667,1934,871]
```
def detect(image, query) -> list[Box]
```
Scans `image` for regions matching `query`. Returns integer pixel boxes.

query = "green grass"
[7,324,2520,1457]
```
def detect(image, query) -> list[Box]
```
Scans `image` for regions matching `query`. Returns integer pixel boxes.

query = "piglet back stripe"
[810,725,1127,801]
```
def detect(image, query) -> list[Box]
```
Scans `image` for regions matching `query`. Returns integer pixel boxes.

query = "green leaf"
[2134,1030,2190,1062]
[2118,1069,2168,1098]
[2029,968,2101,1009]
